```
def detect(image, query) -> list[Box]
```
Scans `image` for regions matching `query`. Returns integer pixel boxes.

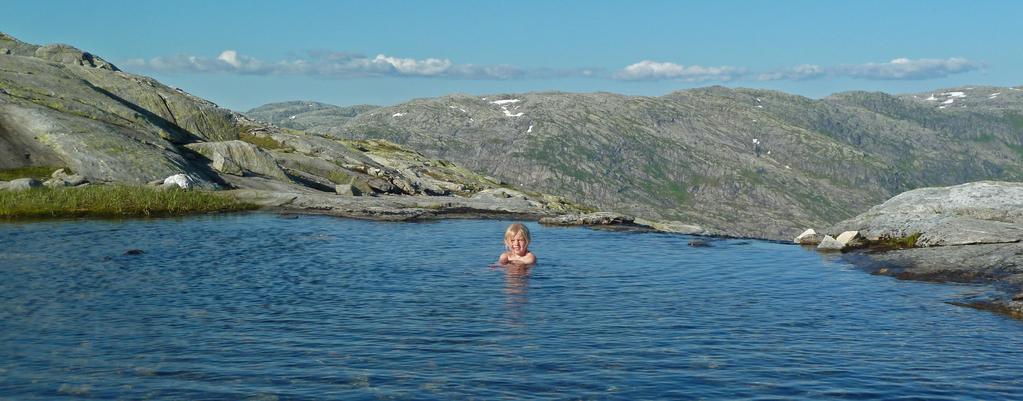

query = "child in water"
[498,223,536,265]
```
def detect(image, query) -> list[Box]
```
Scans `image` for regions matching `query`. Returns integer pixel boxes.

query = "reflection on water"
[499,263,531,327]
[1,214,1023,400]
[502,264,531,297]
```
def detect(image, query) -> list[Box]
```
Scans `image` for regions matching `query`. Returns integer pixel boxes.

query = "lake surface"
[2,214,1022,400]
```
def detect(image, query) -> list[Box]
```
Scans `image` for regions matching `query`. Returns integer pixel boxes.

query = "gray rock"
[835,231,861,246]
[831,181,1023,246]
[184,140,290,180]
[540,212,637,226]
[335,184,362,196]
[817,235,845,251]
[160,174,202,190]
[636,218,705,235]
[794,228,825,245]
[2,178,42,191]
[43,168,88,187]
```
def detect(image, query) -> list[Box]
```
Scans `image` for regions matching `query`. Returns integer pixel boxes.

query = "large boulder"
[830,181,1023,246]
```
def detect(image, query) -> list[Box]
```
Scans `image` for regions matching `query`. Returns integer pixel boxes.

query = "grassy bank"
[0,185,256,219]
[0,166,61,181]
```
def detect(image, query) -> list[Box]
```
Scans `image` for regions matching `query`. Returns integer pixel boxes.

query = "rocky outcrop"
[184,140,290,180]
[539,212,640,227]
[826,181,1023,316]
[830,181,1023,246]
[34,43,119,71]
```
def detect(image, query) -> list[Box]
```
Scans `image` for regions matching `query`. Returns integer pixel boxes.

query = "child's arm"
[498,252,510,264]
[521,252,536,265]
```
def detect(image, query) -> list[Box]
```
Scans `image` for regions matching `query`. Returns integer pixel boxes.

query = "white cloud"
[614,60,746,81]
[124,50,544,79]
[759,58,981,81]
[757,64,825,81]
[837,57,980,80]
[122,51,982,83]
[365,54,452,76]
[217,50,240,68]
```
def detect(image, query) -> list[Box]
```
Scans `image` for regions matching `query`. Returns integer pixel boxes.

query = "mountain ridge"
[246,84,1023,239]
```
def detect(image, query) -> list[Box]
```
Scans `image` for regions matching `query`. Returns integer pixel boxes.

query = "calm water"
[2,214,1022,400]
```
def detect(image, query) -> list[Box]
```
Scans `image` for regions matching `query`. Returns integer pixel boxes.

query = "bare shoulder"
[522,252,537,264]
[498,252,510,264]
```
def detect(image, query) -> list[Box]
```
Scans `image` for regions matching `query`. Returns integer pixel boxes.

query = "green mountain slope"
[297,86,1023,239]
[245,101,378,133]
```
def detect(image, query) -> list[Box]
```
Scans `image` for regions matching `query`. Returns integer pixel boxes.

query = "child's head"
[504,223,531,253]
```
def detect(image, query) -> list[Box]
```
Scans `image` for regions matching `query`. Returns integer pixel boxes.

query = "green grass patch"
[874,232,921,250]
[1005,113,1023,132]
[1006,142,1023,158]
[239,132,289,150]
[969,134,997,143]
[0,185,256,219]
[0,166,63,181]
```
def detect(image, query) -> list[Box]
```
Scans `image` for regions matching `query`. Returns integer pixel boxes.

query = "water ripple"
[1,214,1022,400]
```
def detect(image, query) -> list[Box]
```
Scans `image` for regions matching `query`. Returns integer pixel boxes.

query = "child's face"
[506,233,529,256]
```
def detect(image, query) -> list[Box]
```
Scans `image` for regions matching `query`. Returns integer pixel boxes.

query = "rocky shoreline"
[793,181,1023,317]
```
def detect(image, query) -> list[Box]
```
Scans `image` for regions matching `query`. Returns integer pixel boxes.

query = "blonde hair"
[504,223,531,244]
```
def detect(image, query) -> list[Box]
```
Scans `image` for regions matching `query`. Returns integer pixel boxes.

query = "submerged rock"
[688,240,712,247]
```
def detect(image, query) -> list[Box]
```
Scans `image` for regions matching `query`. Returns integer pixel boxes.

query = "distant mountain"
[261,85,1023,239]
[245,101,378,132]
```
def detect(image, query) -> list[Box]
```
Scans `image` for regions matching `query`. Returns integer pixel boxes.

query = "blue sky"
[7,1,1021,111]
